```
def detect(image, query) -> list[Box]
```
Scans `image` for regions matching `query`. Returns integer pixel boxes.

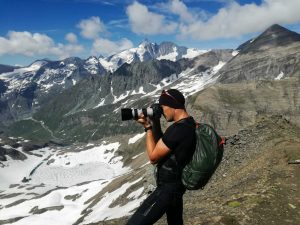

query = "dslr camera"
[121,103,163,121]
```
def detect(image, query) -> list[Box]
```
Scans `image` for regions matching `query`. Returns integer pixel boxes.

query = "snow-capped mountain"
[0,44,212,129]
[99,40,207,72]
[0,40,206,115]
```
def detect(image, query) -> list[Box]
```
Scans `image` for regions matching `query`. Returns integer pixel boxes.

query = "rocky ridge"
[217,24,300,83]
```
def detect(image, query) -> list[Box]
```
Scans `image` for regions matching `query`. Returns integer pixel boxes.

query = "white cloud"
[169,0,195,23]
[77,16,106,39]
[76,16,135,56]
[65,32,78,43]
[126,1,177,35]
[178,0,300,40]
[0,31,84,59]
[92,38,133,56]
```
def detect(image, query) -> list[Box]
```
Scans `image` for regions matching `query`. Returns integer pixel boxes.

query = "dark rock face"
[158,41,188,60]
[22,142,48,152]
[0,64,19,74]
[0,79,8,95]
[238,24,300,54]
[0,100,8,113]
[218,24,300,83]
[190,49,233,73]
[0,146,7,161]
[112,59,186,95]
[0,146,27,161]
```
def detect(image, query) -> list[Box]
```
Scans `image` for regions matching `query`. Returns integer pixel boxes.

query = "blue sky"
[1,0,300,66]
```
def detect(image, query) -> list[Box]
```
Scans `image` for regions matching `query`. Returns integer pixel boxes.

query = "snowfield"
[0,141,148,225]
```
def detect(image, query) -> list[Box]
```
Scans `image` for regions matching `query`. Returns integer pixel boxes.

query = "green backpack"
[181,123,224,190]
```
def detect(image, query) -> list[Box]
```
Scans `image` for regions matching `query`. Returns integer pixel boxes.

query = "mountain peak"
[237,24,300,53]
[139,38,152,47]
[265,24,287,33]
[261,24,300,39]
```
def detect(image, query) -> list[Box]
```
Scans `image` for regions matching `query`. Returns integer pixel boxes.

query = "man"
[125,89,196,225]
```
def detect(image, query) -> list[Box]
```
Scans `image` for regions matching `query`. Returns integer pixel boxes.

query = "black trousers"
[125,183,186,225]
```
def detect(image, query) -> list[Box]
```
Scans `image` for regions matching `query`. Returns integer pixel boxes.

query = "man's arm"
[137,114,170,164]
[145,129,170,164]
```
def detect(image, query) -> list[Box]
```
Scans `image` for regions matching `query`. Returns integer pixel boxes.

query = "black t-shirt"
[157,117,196,184]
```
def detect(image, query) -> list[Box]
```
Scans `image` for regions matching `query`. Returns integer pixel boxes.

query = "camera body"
[121,103,163,121]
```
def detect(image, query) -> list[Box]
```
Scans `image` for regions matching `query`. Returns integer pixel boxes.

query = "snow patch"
[132,152,144,160]
[183,49,208,59]
[113,90,130,104]
[212,61,226,73]
[232,50,239,56]
[275,71,284,80]
[82,177,146,223]
[157,47,178,62]
[128,133,145,144]
[0,179,110,225]
[127,187,144,199]
[0,147,52,189]
[94,98,106,108]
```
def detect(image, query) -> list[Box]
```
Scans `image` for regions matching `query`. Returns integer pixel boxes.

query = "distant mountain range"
[0,40,223,139]
[0,40,207,125]
[0,24,299,143]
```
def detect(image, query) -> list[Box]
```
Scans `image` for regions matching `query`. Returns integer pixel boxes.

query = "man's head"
[159,89,186,122]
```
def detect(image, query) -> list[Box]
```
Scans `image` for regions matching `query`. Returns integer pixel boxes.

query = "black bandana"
[159,89,185,109]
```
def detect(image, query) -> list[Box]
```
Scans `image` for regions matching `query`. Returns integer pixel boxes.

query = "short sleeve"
[162,125,181,150]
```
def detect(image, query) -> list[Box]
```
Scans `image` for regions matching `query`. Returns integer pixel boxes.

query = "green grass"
[218,88,246,105]
[227,201,241,208]
[7,119,52,142]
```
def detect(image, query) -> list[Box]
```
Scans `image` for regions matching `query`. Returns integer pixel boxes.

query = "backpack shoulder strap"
[175,116,197,129]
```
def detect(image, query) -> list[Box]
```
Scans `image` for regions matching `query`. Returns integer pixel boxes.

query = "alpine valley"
[0,24,299,225]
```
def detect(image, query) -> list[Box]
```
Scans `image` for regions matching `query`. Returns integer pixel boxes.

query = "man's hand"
[136,113,152,128]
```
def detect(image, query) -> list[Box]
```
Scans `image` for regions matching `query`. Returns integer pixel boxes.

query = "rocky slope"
[188,77,300,136]
[166,115,300,225]
[217,24,300,83]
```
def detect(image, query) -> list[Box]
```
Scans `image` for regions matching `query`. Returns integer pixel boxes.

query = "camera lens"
[121,108,134,121]
[121,106,161,121]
